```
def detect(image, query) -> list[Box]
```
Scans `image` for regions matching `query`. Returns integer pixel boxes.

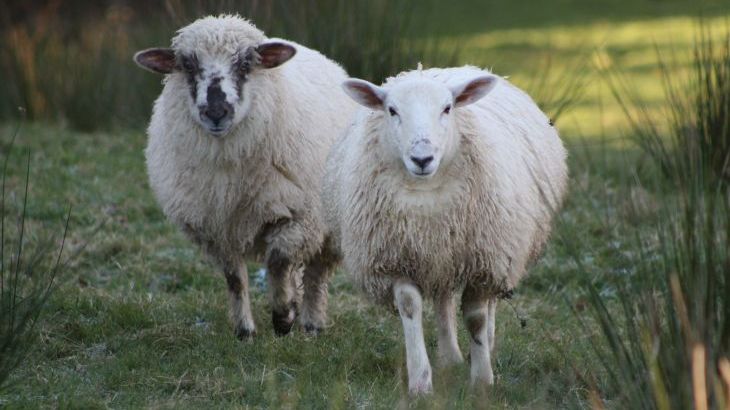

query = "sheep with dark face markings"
[323,66,568,394]
[134,15,356,338]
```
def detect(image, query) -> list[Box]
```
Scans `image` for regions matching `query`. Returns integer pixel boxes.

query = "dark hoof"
[303,323,323,335]
[235,325,256,340]
[272,309,296,336]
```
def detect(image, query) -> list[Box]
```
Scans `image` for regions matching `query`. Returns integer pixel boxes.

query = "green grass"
[568,23,730,408]
[453,14,730,139]
[0,122,642,408]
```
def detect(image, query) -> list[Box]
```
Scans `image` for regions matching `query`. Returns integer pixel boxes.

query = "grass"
[454,15,730,140]
[0,121,669,409]
[568,22,730,408]
[0,122,604,408]
[1,0,730,408]
[0,121,70,392]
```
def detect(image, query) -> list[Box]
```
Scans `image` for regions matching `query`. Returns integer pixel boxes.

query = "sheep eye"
[235,54,252,76]
[181,56,197,73]
[443,105,451,115]
[388,107,398,117]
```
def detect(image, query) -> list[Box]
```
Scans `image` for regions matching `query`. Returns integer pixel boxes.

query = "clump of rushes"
[610,25,730,188]
[0,118,70,391]
[572,24,730,409]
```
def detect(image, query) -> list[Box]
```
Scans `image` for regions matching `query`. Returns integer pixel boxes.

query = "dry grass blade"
[693,344,708,410]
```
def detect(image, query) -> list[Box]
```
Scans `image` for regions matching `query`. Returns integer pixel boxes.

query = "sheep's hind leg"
[267,248,299,336]
[394,279,432,395]
[462,285,494,386]
[436,293,463,366]
[300,251,335,334]
[224,262,256,339]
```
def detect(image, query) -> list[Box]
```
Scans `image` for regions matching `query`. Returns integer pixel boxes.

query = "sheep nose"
[204,105,229,124]
[410,155,434,169]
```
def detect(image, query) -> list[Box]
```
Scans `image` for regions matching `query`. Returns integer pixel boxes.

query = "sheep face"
[177,43,295,137]
[179,49,250,136]
[134,20,295,137]
[343,75,498,179]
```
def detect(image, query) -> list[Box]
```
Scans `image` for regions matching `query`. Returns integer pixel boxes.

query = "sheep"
[133,15,357,338]
[322,66,568,394]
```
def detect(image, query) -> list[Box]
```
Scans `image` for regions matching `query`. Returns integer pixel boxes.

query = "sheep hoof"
[408,368,433,396]
[272,308,297,336]
[234,325,256,340]
[302,323,323,335]
[408,383,433,396]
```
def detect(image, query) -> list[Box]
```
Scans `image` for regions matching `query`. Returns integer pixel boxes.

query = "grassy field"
[0,124,631,408]
[1,0,729,408]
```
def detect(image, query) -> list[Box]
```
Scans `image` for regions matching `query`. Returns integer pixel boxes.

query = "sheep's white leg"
[300,251,335,334]
[394,280,432,395]
[436,293,463,366]
[224,262,256,339]
[487,298,497,353]
[462,286,494,386]
[267,249,298,336]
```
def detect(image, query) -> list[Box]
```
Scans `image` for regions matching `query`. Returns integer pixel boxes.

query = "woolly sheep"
[323,66,568,394]
[134,15,357,338]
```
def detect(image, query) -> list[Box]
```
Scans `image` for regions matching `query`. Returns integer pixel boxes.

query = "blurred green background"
[2,0,729,136]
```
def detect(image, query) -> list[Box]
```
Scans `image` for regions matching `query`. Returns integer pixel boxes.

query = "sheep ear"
[255,42,296,69]
[134,48,176,74]
[342,79,386,110]
[451,75,498,107]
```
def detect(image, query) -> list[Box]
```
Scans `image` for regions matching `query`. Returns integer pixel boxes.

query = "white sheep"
[134,15,356,338]
[323,66,568,394]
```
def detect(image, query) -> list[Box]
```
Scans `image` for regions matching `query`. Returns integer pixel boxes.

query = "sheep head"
[342,75,497,179]
[134,16,296,137]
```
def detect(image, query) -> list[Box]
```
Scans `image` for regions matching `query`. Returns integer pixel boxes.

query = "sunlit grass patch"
[446,15,730,139]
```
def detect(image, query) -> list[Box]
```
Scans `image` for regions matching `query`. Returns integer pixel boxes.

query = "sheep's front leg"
[224,262,256,339]
[436,293,463,366]
[487,298,497,353]
[267,249,299,335]
[394,279,432,395]
[462,285,494,386]
[300,251,335,334]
